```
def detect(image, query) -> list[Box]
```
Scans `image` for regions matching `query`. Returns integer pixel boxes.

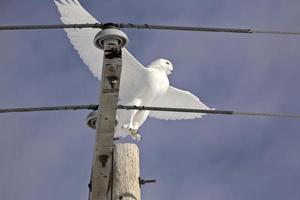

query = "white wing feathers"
[149,86,210,120]
[55,0,102,79]
[55,0,145,82]
[119,49,147,103]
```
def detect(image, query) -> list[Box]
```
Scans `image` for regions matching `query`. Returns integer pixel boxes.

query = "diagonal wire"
[1,104,300,119]
[1,23,300,36]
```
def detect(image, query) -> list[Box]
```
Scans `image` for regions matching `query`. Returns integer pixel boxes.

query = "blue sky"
[1,0,300,199]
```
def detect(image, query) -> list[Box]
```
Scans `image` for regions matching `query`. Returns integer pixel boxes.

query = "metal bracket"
[139,177,157,187]
[99,154,109,167]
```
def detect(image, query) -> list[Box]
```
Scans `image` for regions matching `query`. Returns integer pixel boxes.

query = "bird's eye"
[165,61,170,65]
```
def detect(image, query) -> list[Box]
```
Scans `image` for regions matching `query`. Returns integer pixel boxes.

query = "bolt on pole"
[90,27,128,200]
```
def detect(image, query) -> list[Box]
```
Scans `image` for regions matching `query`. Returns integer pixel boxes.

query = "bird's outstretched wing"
[149,86,210,120]
[55,0,146,102]
[55,0,101,78]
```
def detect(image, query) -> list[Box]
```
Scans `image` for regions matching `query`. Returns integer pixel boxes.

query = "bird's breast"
[146,69,169,98]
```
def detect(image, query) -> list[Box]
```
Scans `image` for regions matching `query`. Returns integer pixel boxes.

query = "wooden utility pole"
[86,26,150,200]
[112,143,141,200]
[89,27,132,200]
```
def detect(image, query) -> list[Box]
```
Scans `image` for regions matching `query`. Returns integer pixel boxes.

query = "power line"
[119,105,300,119]
[1,104,300,119]
[0,24,101,30]
[252,30,300,35]
[1,23,300,36]
[120,23,300,35]
[0,104,97,113]
[119,23,253,33]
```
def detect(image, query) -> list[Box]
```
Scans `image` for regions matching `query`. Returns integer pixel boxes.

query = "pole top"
[94,28,128,50]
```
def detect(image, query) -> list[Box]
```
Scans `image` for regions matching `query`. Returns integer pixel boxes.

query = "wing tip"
[54,0,78,7]
[54,0,61,7]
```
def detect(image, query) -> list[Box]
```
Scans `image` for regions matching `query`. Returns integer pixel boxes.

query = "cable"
[118,105,300,119]
[118,23,253,34]
[0,23,102,30]
[0,104,97,113]
[119,23,300,36]
[1,23,300,36]
[252,30,300,35]
[1,104,300,119]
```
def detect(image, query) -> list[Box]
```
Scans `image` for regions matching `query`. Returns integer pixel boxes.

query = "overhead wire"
[0,105,97,113]
[0,23,300,36]
[1,22,300,119]
[119,105,300,119]
[1,104,300,119]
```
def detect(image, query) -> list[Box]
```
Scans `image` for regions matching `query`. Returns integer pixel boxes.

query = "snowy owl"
[55,0,211,141]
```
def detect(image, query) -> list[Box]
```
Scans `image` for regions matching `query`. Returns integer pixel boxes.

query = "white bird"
[55,0,211,141]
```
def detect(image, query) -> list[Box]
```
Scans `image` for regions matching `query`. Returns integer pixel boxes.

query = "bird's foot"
[121,124,142,141]
[129,128,142,142]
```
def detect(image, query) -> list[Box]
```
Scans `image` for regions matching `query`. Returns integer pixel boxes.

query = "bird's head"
[150,58,173,75]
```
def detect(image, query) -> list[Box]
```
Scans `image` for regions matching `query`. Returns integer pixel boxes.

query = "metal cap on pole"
[94,28,128,50]
[86,110,98,129]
